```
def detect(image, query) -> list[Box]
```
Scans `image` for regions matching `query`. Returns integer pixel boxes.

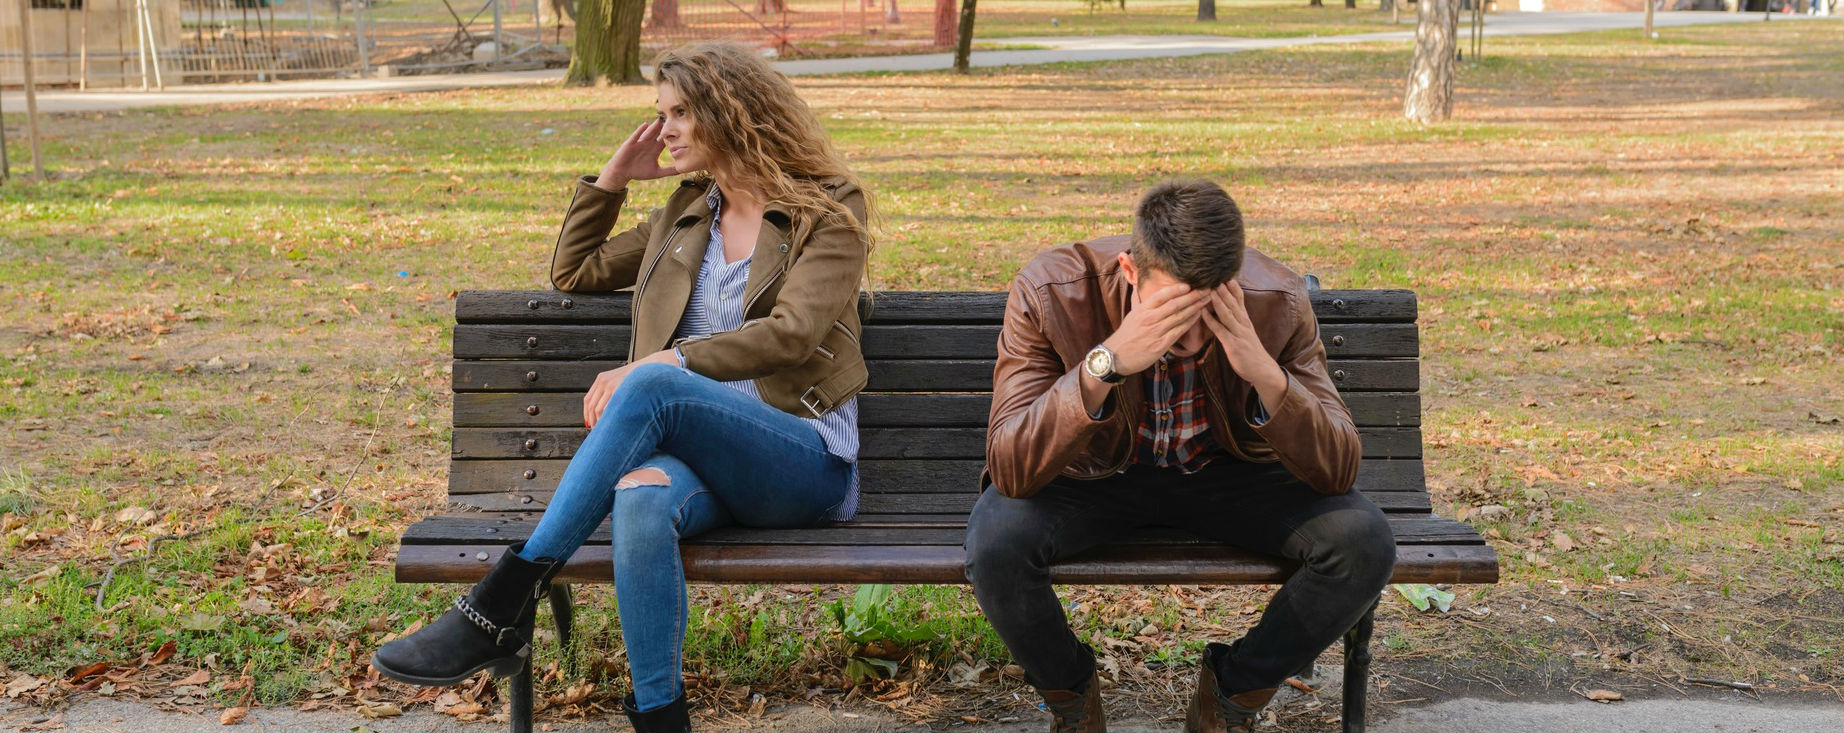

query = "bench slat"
[454,359,999,393]
[455,290,1418,326]
[446,457,1429,496]
[396,542,1494,585]
[400,514,1480,546]
[453,323,1416,361]
[452,391,1423,429]
[451,426,1423,460]
[448,488,1433,514]
[452,358,1418,393]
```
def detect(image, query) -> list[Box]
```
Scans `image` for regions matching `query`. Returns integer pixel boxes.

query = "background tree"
[954,0,977,73]
[1198,0,1216,21]
[568,0,648,85]
[1403,0,1460,122]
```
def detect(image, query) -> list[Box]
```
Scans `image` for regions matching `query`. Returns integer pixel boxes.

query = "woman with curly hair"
[372,42,874,733]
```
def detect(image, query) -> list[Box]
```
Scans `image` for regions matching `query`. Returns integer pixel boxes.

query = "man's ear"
[1117,252,1139,289]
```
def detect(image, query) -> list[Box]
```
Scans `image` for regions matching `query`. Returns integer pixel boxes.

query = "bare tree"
[568,0,647,85]
[1198,0,1216,20]
[954,0,978,73]
[1403,0,1459,122]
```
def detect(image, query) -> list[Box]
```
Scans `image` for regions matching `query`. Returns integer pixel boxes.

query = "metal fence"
[3,0,949,88]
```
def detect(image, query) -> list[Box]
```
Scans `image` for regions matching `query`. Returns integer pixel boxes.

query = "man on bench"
[964,180,1397,733]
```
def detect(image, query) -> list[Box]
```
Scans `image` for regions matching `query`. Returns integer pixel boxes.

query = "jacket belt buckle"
[800,387,826,419]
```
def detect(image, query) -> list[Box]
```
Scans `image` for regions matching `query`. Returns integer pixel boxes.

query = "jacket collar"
[664,179,796,310]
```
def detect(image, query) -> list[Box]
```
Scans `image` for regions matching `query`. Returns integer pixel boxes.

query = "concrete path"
[4,12,1834,115]
[7,695,1844,732]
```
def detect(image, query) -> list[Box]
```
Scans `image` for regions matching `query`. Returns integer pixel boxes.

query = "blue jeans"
[515,363,854,711]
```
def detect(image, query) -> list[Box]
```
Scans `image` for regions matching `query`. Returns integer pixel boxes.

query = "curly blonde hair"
[653,42,875,272]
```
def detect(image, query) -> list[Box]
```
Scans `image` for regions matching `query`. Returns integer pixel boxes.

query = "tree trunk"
[935,0,957,45]
[1380,0,1393,11]
[568,0,647,85]
[1403,0,1459,123]
[1310,0,1323,7]
[1198,0,1216,20]
[1345,0,1356,6]
[887,0,901,23]
[650,0,680,27]
[953,0,977,73]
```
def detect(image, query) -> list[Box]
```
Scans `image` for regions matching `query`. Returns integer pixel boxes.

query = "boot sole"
[369,652,528,686]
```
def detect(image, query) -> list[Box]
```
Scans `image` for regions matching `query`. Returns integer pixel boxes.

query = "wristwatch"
[1083,344,1125,384]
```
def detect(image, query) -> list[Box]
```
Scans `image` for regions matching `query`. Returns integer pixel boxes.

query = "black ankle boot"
[623,693,691,733]
[370,545,559,686]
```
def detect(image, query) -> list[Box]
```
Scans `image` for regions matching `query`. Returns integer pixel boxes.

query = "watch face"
[1086,348,1111,377]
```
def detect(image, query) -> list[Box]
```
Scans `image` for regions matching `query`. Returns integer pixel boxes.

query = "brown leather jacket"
[986,235,1361,498]
[549,175,870,418]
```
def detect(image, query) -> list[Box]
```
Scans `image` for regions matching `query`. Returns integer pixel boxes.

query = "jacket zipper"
[629,224,686,358]
[742,265,786,317]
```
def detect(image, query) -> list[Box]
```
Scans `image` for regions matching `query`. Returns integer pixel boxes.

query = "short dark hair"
[1130,180,1245,289]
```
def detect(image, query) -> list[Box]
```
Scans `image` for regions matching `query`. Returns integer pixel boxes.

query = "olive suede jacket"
[549,175,870,418]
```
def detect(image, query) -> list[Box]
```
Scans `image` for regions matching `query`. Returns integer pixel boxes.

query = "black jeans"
[963,459,1396,695]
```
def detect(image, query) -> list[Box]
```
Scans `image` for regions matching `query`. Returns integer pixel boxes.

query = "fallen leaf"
[150,640,178,665]
[1552,532,1576,553]
[20,565,61,587]
[66,662,111,684]
[1585,689,1624,702]
[1810,411,1841,426]
[21,713,63,730]
[219,707,249,725]
[6,674,46,698]
[114,506,159,525]
[172,669,211,687]
[357,702,403,719]
[346,282,375,291]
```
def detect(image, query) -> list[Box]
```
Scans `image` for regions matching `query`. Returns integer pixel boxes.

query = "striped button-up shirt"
[674,187,860,520]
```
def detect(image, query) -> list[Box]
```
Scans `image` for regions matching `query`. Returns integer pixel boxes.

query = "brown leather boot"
[1185,643,1277,733]
[1037,670,1106,733]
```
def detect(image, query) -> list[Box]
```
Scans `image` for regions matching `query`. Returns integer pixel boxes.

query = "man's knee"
[1300,504,1396,584]
[963,489,1052,585]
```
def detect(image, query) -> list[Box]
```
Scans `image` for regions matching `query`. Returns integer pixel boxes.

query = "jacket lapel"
[740,205,795,313]
[633,194,713,356]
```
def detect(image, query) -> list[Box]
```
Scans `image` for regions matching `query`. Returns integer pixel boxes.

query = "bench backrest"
[446,290,1425,518]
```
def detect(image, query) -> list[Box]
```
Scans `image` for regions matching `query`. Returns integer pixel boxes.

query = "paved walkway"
[3,12,1835,114]
[6,695,1844,732]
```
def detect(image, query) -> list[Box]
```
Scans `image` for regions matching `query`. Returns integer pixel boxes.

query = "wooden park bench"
[391,284,1500,733]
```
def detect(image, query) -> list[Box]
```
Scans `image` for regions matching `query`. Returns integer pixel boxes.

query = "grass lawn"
[2,17,1842,727]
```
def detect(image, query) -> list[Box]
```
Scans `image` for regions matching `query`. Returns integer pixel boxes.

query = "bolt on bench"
[392,286,1500,733]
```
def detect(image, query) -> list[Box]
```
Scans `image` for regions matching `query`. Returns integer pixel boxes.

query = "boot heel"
[486,652,529,678]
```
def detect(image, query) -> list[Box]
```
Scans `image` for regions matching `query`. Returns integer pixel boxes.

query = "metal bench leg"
[1341,600,1378,733]
[509,652,535,733]
[548,583,574,652]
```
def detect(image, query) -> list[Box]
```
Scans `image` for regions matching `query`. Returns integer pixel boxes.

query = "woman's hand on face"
[583,350,681,429]
[594,119,679,192]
